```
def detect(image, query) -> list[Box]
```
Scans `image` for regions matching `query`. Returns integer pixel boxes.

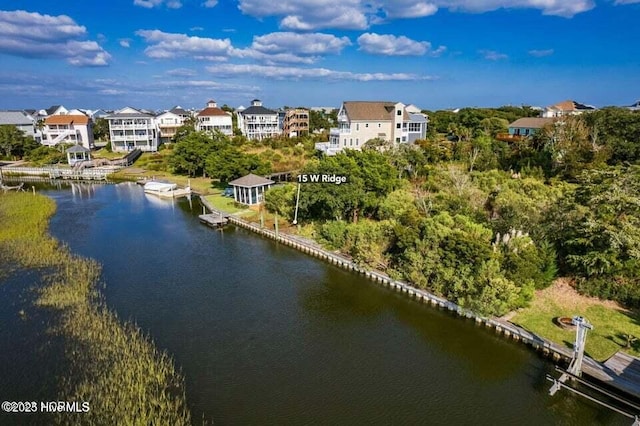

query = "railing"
[496,133,526,142]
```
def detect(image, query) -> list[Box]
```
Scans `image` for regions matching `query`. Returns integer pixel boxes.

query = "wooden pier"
[199,213,228,228]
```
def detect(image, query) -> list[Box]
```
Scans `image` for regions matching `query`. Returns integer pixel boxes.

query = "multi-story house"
[196,100,233,136]
[541,100,596,118]
[157,106,192,143]
[236,99,281,140]
[283,108,309,138]
[106,107,159,152]
[316,101,428,155]
[0,110,41,142]
[42,114,94,149]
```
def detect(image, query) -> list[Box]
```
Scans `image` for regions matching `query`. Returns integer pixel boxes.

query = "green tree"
[205,146,271,183]
[92,118,109,141]
[169,131,221,177]
[0,125,38,159]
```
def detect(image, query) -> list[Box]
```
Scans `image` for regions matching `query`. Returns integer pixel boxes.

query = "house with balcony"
[106,107,159,152]
[0,110,41,142]
[237,99,281,140]
[541,100,596,118]
[42,114,94,149]
[283,108,309,137]
[316,101,428,155]
[196,100,233,136]
[157,106,192,143]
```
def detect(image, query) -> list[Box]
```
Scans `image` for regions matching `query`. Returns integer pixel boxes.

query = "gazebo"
[66,144,91,166]
[228,174,274,205]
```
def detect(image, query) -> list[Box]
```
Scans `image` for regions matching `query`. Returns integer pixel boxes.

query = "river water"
[1,182,628,425]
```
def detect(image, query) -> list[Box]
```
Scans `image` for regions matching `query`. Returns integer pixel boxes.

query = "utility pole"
[292,182,301,225]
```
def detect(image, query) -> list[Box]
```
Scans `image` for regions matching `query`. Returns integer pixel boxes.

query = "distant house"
[39,105,69,118]
[157,106,192,143]
[541,100,596,118]
[628,101,640,112]
[42,114,94,149]
[316,101,428,155]
[196,100,233,136]
[236,99,281,140]
[504,117,555,140]
[228,173,274,205]
[282,108,309,138]
[0,110,40,142]
[106,107,159,152]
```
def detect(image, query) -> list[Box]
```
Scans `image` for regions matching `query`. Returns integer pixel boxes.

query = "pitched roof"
[107,107,155,118]
[508,117,555,129]
[240,105,278,115]
[228,173,274,187]
[343,101,410,121]
[0,110,34,126]
[548,100,595,112]
[45,115,90,125]
[170,106,189,116]
[66,144,90,153]
[197,107,229,117]
[45,105,63,115]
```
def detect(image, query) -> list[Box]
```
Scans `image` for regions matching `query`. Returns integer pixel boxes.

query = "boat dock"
[199,213,228,228]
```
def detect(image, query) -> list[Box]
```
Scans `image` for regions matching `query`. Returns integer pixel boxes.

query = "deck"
[199,213,228,228]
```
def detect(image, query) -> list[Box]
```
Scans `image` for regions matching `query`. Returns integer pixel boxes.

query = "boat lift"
[547,316,640,425]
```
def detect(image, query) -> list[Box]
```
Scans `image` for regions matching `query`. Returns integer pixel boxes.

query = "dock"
[199,213,228,228]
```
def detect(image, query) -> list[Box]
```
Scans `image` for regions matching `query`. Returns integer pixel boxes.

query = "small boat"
[143,180,191,199]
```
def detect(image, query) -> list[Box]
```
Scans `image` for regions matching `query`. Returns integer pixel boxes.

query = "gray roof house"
[0,110,40,141]
[228,174,274,205]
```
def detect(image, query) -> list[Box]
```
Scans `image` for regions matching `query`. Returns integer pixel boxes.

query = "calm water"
[0,182,628,425]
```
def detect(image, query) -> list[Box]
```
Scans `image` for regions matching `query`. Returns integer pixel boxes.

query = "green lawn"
[93,149,124,160]
[512,281,640,361]
[203,194,250,214]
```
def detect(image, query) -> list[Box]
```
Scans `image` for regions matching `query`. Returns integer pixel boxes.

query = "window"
[396,123,401,129]
[356,138,359,145]
[378,123,381,128]
[365,123,369,128]
[395,137,400,142]
[397,110,402,116]
[350,138,353,146]
[356,124,359,131]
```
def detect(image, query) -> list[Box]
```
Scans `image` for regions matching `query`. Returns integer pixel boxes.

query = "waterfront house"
[283,108,310,138]
[106,107,159,152]
[157,106,192,143]
[228,173,274,205]
[196,100,233,136]
[42,114,94,149]
[66,144,91,165]
[236,99,281,141]
[316,101,428,155]
[541,100,596,118]
[0,110,41,142]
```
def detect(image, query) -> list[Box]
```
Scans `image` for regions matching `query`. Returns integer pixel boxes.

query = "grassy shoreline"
[0,192,191,424]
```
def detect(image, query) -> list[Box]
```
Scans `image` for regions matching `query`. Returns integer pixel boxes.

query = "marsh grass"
[0,192,191,424]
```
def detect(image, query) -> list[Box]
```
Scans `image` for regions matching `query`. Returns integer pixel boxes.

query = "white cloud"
[528,48,554,57]
[119,39,131,48]
[134,0,183,8]
[166,68,197,77]
[0,10,111,66]
[479,49,508,60]
[249,32,351,55]
[202,0,218,7]
[206,63,436,81]
[357,33,442,56]
[237,0,594,30]
[433,0,594,17]
[136,29,232,60]
[614,0,640,4]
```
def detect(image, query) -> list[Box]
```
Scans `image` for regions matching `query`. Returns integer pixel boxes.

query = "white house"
[316,101,428,155]
[541,100,596,118]
[0,110,40,142]
[196,100,233,136]
[39,105,68,118]
[106,107,159,152]
[157,106,192,143]
[42,114,94,149]
[236,99,281,140]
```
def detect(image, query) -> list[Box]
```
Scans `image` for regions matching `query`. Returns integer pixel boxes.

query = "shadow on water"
[0,269,67,425]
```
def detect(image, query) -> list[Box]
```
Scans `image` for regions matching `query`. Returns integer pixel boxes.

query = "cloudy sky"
[0,0,638,111]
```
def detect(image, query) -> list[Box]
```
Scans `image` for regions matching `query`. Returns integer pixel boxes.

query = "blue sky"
[0,0,638,111]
